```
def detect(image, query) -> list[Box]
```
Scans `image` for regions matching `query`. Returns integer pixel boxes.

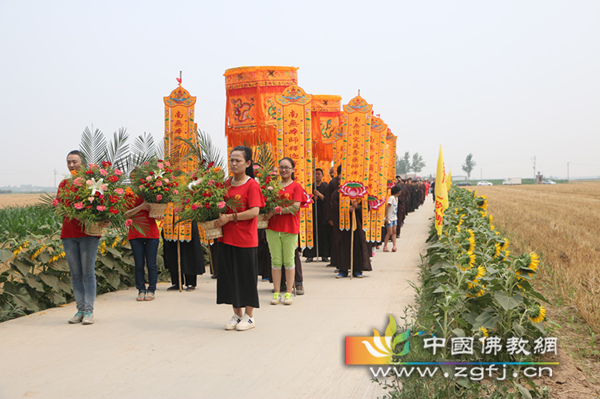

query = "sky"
[1,0,599,187]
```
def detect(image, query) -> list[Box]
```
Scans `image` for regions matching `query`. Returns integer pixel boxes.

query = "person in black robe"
[324,169,340,268]
[326,166,372,278]
[162,222,205,291]
[303,168,331,263]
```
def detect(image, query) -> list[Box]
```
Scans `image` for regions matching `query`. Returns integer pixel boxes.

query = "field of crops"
[0,193,46,208]
[472,182,600,334]
[0,196,154,321]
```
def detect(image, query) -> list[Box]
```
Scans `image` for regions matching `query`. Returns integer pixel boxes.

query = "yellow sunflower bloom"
[529,306,546,323]
[479,326,489,337]
[527,252,540,271]
[493,243,501,258]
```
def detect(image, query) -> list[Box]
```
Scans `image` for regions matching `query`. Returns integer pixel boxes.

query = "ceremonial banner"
[339,96,373,231]
[385,129,397,184]
[224,66,298,151]
[366,115,388,242]
[311,95,341,164]
[434,145,448,236]
[275,85,314,249]
[163,81,198,241]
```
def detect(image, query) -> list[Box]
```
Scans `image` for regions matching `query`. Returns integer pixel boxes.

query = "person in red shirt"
[58,150,107,325]
[124,195,162,301]
[264,157,305,306]
[214,146,265,331]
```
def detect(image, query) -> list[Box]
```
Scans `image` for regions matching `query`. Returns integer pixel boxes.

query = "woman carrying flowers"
[214,146,264,331]
[57,150,106,325]
[264,157,306,306]
[124,195,162,302]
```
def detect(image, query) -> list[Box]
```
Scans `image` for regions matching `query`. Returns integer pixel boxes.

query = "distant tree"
[396,152,411,175]
[462,153,477,179]
[411,152,426,173]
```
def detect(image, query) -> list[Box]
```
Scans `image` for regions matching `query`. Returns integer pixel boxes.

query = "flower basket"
[54,161,134,231]
[130,158,179,205]
[198,219,223,240]
[148,202,168,219]
[257,219,269,229]
[84,221,104,236]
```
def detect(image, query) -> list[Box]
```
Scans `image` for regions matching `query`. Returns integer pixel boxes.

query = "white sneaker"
[236,314,255,331]
[225,314,241,330]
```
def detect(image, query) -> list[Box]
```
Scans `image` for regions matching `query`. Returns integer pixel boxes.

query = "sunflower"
[493,243,502,258]
[31,245,47,260]
[479,326,489,337]
[501,238,510,251]
[467,230,475,252]
[468,251,476,267]
[475,265,486,280]
[527,252,540,272]
[529,305,546,323]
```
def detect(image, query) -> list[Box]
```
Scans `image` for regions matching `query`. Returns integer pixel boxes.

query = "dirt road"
[0,200,434,399]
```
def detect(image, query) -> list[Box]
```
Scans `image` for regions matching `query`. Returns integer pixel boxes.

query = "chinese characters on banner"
[163,83,198,242]
[339,96,373,231]
[366,115,388,242]
[275,85,314,249]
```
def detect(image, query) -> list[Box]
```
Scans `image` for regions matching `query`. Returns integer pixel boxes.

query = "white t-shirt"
[386,196,398,221]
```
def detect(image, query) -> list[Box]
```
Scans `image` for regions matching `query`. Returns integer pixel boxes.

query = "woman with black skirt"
[214,146,264,331]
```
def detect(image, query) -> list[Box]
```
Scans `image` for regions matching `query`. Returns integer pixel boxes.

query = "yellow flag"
[435,145,448,236]
[446,171,452,192]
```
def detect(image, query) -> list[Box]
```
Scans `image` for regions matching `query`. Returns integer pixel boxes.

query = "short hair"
[336,165,342,175]
[391,185,401,195]
[315,168,323,174]
[67,150,81,160]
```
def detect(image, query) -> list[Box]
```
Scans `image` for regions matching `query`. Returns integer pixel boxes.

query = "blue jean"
[62,237,100,312]
[130,238,159,293]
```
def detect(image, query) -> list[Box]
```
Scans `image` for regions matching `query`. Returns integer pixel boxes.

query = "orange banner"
[224,66,298,151]
[339,95,373,231]
[366,115,388,242]
[275,85,314,249]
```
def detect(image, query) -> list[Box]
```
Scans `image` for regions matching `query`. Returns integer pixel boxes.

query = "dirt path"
[0,200,434,399]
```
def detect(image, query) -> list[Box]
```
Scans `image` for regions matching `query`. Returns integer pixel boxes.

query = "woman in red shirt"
[58,150,107,325]
[264,157,305,306]
[214,146,265,331]
[125,195,162,301]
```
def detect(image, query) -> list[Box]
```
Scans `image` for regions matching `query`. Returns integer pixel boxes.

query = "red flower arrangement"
[54,162,135,231]
[130,158,179,204]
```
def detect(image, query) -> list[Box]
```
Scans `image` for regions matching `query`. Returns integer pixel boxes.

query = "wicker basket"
[148,202,168,219]
[84,222,104,236]
[198,219,223,240]
[257,219,269,229]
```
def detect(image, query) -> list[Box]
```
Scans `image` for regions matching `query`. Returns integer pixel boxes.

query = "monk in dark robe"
[303,168,331,262]
[326,167,372,278]
[162,222,205,290]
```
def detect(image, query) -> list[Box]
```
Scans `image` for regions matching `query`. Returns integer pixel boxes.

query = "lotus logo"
[340,182,367,199]
[345,316,413,365]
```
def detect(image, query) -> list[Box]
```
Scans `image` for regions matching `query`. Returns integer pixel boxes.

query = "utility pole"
[567,162,570,182]
[533,156,536,181]
[54,168,57,187]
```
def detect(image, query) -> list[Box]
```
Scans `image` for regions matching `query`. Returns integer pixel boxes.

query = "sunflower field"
[0,204,161,322]
[381,187,551,398]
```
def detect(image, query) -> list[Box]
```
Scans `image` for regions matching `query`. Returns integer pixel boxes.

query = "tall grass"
[472,182,600,333]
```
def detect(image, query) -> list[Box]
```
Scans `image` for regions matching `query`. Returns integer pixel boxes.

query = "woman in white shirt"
[383,185,401,252]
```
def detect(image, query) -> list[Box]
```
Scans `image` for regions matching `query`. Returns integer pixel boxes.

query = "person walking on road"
[215,146,264,331]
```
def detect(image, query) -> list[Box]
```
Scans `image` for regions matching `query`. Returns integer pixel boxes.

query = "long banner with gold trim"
[275,85,314,249]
